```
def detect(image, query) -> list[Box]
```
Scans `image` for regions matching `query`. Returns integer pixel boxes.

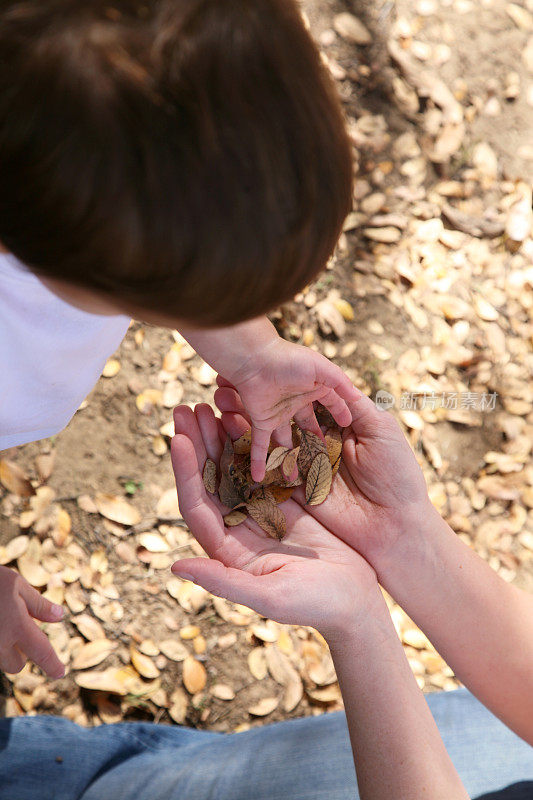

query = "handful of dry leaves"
[202,405,343,540]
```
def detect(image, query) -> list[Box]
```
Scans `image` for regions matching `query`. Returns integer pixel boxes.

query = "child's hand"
[219,390,432,573]
[215,336,360,482]
[0,566,65,678]
[171,405,382,642]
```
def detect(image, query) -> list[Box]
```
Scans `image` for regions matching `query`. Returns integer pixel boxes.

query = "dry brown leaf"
[159,639,189,662]
[162,381,184,409]
[306,684,342,705]
[169,687,188,723]
[139,639,159,657]
[298,430,327,478]
[0,460,34,497]
[268,485,295,504]
[246,499,287,540]
[17,556,49,588]
[156,489,181,521]
[265,447,290,472]
[0,535,29,565]
[247,696,279,716]
[72,640,118,670]
[180,625,200,640]
[248,647,268,680]
[65,584,87,614]
[35,452,55,483]
[182,656,207,694]
[210,683,235,701]
[176,582,208,614]
[281,447,300,479]
[137,532,169,553]
[305,453,332,506]
[202,459,217,494]
[251,623,279,643]
[75,666,144,696]
[72,614,106,642]
[102,359,121,378]
[130,646,160,679]
[325,429,343,478]
[223,510,247,527]
[94,494,141,527]
[233,429,252,455]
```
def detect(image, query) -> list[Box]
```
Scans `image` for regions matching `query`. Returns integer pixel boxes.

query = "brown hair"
[0,0,352,326]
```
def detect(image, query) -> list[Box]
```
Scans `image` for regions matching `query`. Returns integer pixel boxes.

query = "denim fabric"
[0,688,531,799]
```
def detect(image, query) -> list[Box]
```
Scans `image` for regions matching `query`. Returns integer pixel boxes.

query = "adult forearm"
[327,594,469,800]
[377,505,533,744]
[179,316,278,381]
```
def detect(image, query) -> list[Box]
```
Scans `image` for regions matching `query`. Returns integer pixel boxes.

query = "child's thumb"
[171,558,270,616]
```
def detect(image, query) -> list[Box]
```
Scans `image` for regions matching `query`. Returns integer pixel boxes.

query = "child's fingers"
[173,405,207,472]
[213,386,247,416]
[194,404,223,464]
[1,645,26,675]
[317,387,352,428]
[312,354,362,416]
[19,581,64,623]
[250,426,275,483]
[271,422,293,450]
[18,622,64,679]
[220,412,252,440]
[293,404,323,437]
[171,558,277,619]
[170,434,227,554]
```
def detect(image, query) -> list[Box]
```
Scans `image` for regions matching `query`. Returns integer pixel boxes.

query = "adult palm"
[171,405,380,640]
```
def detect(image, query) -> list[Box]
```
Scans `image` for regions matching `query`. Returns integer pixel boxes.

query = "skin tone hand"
[179,318,360,482]
[170,404,378,639]
[170,404,469,800]
[0,566,65,678]
[221,391,533,745]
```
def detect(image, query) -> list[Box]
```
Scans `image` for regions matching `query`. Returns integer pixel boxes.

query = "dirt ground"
[1,0,532,731]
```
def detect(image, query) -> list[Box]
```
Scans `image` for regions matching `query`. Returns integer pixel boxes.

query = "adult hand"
[171,404,382,642]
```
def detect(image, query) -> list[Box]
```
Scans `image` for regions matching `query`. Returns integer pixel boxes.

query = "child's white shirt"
[0,253,130,451]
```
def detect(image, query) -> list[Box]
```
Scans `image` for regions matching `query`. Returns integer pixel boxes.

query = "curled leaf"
[325,428,343,478]
[281,446,300,479]
[265,447,290,472]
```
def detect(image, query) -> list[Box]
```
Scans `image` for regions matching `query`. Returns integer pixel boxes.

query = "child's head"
[0,0,352,327]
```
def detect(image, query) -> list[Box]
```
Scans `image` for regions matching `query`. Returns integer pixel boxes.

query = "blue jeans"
[0,689,531,799]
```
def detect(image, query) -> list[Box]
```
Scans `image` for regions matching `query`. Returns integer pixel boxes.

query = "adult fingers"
[170,434,227,555]
[250,425,274,483]
[0,645,26,676]
[19,582,63,622]
[171,558,278,619]
[18,622,64,679]
[316,386,352,429]
[173,405,207,472]
[195,404,223,464]
[214,386,247,417]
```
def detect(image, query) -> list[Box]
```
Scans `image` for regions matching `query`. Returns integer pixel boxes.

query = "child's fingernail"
[51,604,64,618]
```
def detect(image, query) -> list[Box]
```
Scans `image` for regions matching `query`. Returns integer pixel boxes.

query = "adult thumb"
[171,558,271,617]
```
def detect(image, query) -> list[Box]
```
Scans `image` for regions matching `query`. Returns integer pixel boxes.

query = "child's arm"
[170,404,469,800]
[178,317,359,481]
[0,566,65,678]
